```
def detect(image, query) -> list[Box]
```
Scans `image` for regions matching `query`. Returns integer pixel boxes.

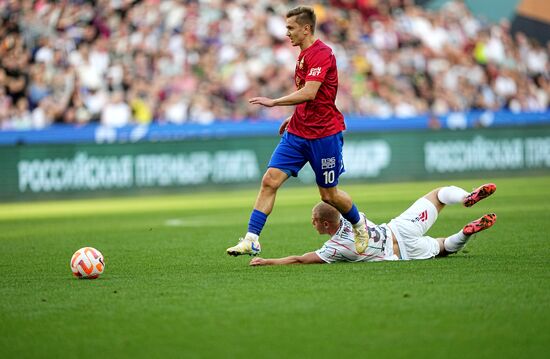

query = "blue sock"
[248,209,268,235]
[342,204,361,225]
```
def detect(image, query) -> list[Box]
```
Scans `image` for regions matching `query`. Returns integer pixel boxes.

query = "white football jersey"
[315,213,397,263]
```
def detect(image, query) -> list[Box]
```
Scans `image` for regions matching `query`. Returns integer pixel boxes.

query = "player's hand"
[279,117,291,135]
[249,97,275,107]
[249,257,267,266]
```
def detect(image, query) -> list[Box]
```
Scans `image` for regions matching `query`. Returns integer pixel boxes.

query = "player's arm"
[249,81,322,107]
[279,115,291,135]
[249,252,324,266]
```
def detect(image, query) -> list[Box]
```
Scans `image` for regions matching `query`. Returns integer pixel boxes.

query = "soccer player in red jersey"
[227,6,370,256]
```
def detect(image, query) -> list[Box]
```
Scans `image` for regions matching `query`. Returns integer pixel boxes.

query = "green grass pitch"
[1,176,549,358]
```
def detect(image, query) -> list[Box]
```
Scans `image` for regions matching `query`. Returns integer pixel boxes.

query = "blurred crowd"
[0,0,548,130]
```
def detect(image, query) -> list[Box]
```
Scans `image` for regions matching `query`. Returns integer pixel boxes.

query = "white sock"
[245,232,259,242]
[352,216,366,232]
[437,186,469,205]
[444,230,471,253]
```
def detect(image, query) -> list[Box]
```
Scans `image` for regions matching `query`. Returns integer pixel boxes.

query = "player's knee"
[425,187,444,208]
[320,192,336,206]
[425,187,442,200]
[261,172,283,191]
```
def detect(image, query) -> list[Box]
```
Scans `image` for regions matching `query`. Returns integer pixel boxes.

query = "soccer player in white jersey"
[249,183,497,266]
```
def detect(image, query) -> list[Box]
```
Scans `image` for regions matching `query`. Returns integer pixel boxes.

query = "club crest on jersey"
[411,210,428,223]
[299,58,304,70]
[308,67,322,76]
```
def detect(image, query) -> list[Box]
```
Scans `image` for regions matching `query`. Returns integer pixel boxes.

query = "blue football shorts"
[268,131,345,188]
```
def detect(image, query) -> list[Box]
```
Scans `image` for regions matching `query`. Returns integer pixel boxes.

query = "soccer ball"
[70,247,105,279]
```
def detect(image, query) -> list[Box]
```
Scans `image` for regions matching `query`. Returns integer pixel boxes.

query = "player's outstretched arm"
[249,81,322,108]
[250,252,324,266]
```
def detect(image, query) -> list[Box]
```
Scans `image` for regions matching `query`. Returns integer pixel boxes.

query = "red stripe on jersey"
[328,239,385,260]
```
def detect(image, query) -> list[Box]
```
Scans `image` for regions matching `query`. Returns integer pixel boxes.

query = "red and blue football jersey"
[287,39,346,139]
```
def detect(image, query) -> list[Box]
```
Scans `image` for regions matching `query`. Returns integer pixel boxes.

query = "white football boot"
[353,217,370,254]
[226,237,261,256]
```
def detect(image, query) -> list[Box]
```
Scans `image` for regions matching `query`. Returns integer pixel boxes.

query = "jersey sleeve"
[305,48,332,83]
[315,243,340,263]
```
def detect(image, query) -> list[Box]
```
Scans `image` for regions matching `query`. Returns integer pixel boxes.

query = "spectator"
[31,96,55,129]
[100,91,131,128]
[0,86,12,130]
[160,91,189,125]
[10,97,33,130]
[189,93,215,125]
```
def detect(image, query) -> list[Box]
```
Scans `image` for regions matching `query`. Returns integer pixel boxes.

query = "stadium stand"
[0,0,548,131]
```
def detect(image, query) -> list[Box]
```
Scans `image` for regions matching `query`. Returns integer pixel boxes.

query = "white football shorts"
[387,197,440,260]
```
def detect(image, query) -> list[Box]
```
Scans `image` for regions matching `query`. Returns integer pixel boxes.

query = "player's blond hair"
[312,202,340,223]
[286,6,316,34]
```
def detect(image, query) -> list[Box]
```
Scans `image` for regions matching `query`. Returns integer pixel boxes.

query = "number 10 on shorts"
[323,170,335,184]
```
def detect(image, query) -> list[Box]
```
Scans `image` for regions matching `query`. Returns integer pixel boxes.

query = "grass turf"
[0,176,549,358]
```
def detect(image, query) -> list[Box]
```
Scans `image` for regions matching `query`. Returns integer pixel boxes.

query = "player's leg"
[435,186,468,206]
[395,185,497,259]
[387,196,440,259]
[423,188,446,213]
[317,186,353,221]
[248,167,289,239]
[318,185,348,205]
[421,183,497,232]
[227,133,306,256]
[317,185,369,253]
[253,168,289,215]
[435,183,496,207]
[227,168,288,257]
[439,213,497,255]
[307,133,369,253]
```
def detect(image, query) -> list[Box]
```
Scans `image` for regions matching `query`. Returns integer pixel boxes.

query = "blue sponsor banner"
[0,110,549,146]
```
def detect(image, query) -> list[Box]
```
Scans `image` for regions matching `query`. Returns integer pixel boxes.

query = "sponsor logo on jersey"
[308,67,322,76]
[411,210,428,223]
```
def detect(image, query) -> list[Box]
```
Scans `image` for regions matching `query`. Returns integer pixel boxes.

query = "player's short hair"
[313,202,340,224]
[286,6,316,34]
